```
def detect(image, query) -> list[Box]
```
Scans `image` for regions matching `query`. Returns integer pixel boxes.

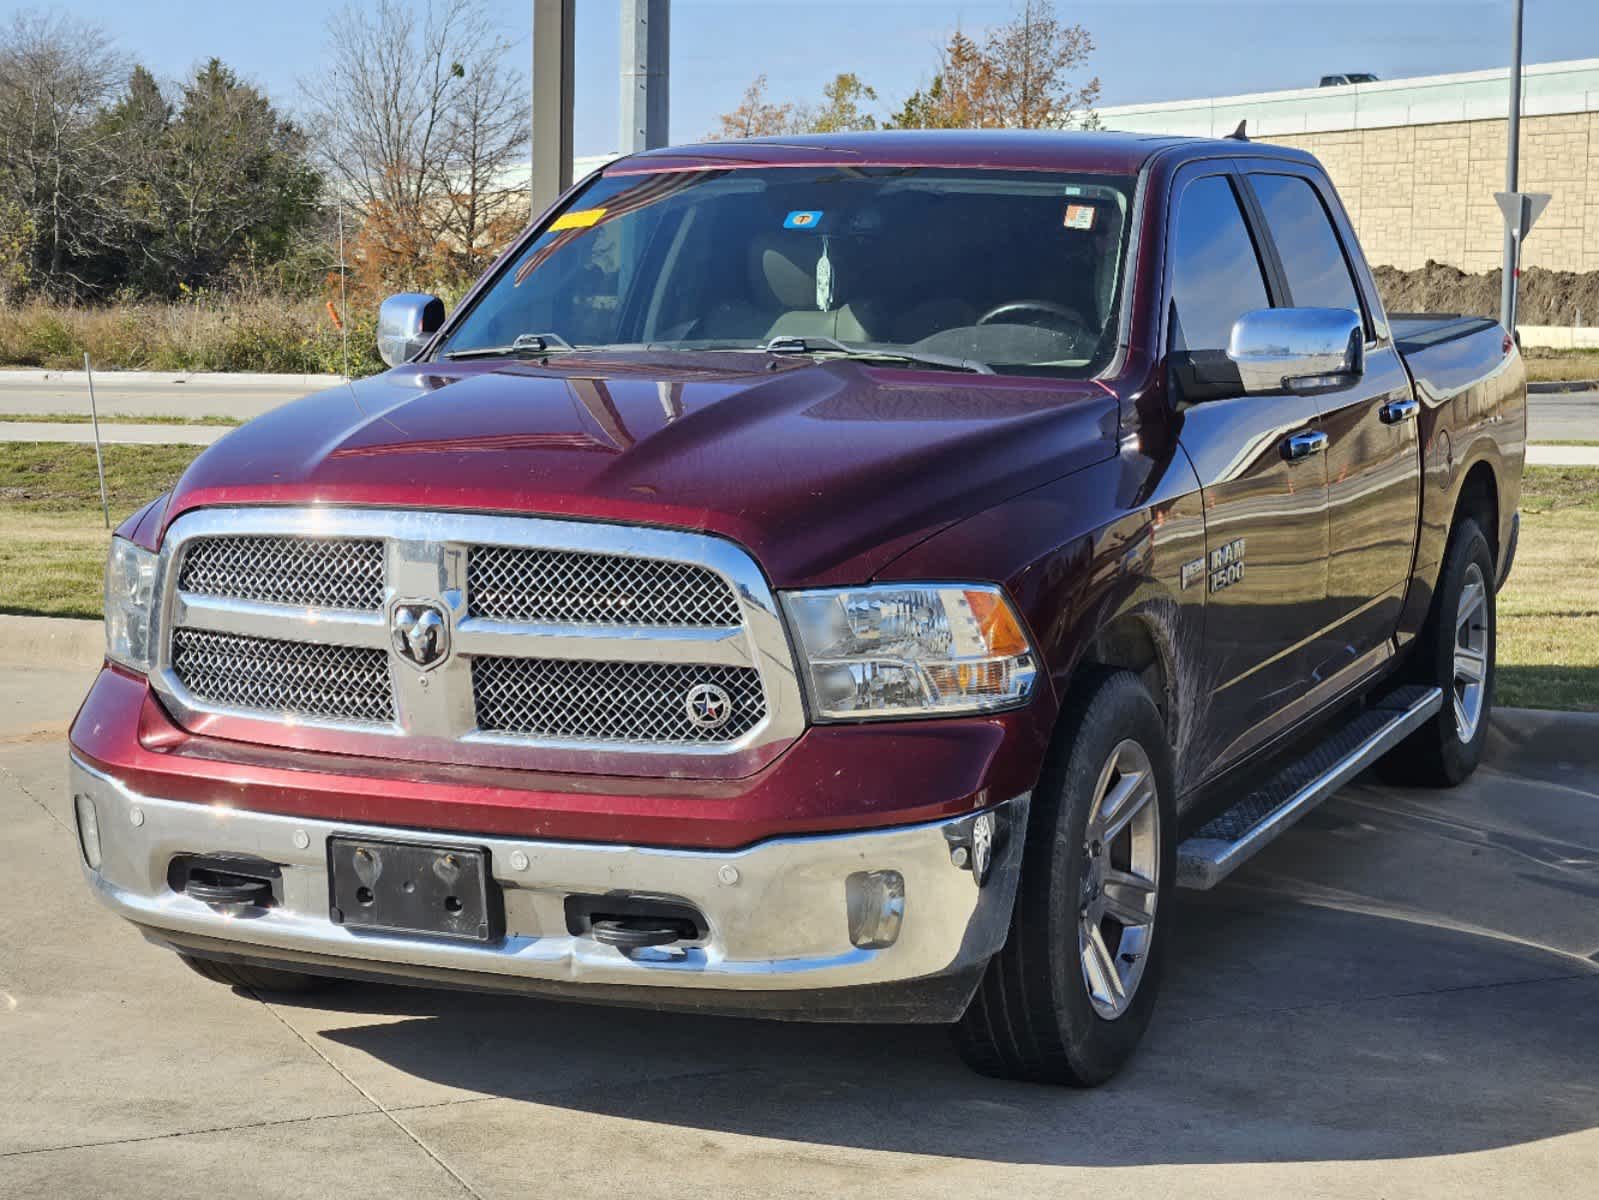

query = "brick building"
[1098,59,1599,274]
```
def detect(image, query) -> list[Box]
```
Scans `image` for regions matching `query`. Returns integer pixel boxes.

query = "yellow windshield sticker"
[549,207,606,231]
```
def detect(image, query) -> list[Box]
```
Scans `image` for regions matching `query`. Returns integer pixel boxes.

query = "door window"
[1168,176,1272,352]
[1249,174,1363,321]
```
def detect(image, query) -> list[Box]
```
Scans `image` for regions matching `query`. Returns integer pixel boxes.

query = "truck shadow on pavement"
[290,723,1599,1168]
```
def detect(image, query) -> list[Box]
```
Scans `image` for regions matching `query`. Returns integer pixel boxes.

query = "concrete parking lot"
[2,666,1595,1199]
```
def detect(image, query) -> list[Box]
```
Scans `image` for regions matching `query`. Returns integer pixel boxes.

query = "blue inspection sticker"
[783,210,824,230]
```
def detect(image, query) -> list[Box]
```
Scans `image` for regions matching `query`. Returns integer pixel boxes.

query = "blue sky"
[29,0,1599,155]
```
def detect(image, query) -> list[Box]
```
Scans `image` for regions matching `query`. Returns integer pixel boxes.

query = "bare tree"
[441,27,530,276]
[709,74,809,140]
[302,0,527,290]
[0,11,125,296]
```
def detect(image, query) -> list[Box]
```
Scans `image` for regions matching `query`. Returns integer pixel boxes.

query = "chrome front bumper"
[70,756,1026,1019]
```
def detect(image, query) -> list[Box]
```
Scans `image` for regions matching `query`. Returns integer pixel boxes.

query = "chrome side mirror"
[1227,307,1364,394]
[376,293,446,367]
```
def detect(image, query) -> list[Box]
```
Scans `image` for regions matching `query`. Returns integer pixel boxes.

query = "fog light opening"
[846,869,905,950]
[74,794,102,870]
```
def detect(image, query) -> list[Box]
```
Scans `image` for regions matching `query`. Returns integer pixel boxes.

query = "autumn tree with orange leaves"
[711,1,1100,139]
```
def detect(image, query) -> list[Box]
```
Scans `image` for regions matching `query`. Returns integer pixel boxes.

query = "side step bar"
[1176,685,1443,890]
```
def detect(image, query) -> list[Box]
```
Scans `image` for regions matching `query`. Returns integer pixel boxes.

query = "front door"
[1165,167,1331,780]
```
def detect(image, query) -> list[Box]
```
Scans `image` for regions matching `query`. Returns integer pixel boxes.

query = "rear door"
[1165,164,1331,778]
[1242,166,1421,672]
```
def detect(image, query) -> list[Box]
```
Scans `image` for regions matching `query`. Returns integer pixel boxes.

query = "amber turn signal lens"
[963,589,1030,657]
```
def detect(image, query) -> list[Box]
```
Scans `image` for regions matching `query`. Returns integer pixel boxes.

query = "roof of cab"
[605,129,1317,176]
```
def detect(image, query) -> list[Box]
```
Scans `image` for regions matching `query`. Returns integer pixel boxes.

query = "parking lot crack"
[250,991,486,1199]
[0,1107,378,1159]
[0,762,71,836]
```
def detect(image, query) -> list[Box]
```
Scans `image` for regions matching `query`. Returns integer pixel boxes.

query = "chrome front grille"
[152,508,803,778]
[468,545,741,626]
[474,658,765,743]
[178,536,385,611]
[171,628,394,724]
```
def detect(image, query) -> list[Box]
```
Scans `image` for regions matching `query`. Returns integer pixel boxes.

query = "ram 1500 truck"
[70,131,1525,1085]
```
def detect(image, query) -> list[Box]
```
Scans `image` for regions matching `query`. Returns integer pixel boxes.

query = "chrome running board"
[1177,685,1444,890]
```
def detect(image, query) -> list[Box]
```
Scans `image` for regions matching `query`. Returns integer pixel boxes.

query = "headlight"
[781,584,1037,721]
[104,536,160,673]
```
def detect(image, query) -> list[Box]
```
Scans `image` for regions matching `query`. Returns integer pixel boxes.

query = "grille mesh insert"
[171,628,394,724]
[467,546,740,627]
[178,536,385,611]
[472,657,764,744]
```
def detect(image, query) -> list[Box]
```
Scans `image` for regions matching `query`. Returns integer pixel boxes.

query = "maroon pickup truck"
[71,131,1524,1085]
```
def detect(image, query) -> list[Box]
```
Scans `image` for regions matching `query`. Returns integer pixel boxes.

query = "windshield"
[439,166,1136,378]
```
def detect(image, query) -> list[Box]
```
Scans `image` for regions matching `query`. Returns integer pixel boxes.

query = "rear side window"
[1168,176,1271,353]
[1250,174,1363,319]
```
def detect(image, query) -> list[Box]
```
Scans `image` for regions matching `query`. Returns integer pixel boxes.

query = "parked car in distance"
[1321,72,1380,86]
[71,130,1524,1086]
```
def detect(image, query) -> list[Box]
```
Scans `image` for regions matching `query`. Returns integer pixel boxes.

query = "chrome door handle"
[1283,430,1329,461]
[1380,397,1421,424]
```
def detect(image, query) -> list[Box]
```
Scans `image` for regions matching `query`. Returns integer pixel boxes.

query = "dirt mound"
[1374,262,1599,326]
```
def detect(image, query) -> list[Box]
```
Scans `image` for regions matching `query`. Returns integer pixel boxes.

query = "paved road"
[0,373,342,421]
[1,371,1595,441]
[1530,389,1599,442]
[0,421,231,445]
[2,667,1595,1198]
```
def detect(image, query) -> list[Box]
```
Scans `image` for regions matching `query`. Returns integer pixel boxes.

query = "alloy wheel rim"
[1078,738,1160,1020]
[1452,561,1489,744]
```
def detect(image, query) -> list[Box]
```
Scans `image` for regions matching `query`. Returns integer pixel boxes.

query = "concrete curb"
[0,369,347,388]
[1529,380,1599,395]
[0,615,103,671]
[1527,445,1599,466]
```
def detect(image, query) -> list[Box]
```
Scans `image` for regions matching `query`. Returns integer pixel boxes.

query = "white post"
[337,201,349,380]
[83,352,110,531]
[1498,0,1525,331]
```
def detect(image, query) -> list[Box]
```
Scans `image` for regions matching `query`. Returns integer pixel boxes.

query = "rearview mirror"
[376,293,446,367]
[1227,307,1363,394]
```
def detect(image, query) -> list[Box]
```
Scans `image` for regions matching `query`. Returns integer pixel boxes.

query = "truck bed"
[1389,313,1501,354]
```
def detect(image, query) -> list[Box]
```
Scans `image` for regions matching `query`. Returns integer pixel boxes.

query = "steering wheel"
[976,299,1086,329]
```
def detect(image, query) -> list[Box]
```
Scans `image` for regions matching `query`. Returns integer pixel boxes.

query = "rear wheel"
[955,668,1176,1086]
[1378,516,1496,787]
[179,953,335,995]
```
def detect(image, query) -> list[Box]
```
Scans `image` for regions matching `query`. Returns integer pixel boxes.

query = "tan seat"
[749,233,875,342]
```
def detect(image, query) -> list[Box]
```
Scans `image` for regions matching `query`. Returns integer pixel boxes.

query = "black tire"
[1377,517,1496,788]
[179,953,336,995]
[955,668,1176,1086]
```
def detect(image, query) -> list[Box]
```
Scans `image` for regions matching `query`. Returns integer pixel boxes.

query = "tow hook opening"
[168,854,282,912]
[564,894,706,951]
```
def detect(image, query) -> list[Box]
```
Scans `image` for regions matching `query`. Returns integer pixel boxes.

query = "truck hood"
[162,352,1119,586]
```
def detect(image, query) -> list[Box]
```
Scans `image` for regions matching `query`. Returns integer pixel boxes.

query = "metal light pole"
[1499,0,1525,330]
[620,0,670,153]
[531,0,575,213]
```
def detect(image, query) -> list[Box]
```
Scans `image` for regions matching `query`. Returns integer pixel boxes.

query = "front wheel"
[955,668,1176,1086]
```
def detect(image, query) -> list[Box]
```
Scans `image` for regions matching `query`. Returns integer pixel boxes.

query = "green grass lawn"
[1,444,1595,712]
[0,442,203,619]
[1523,348,1599,384]
[1498,467,1599,711]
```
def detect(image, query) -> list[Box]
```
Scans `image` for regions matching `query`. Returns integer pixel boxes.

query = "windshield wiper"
[762,334,993,375]
[442,332,576,360]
